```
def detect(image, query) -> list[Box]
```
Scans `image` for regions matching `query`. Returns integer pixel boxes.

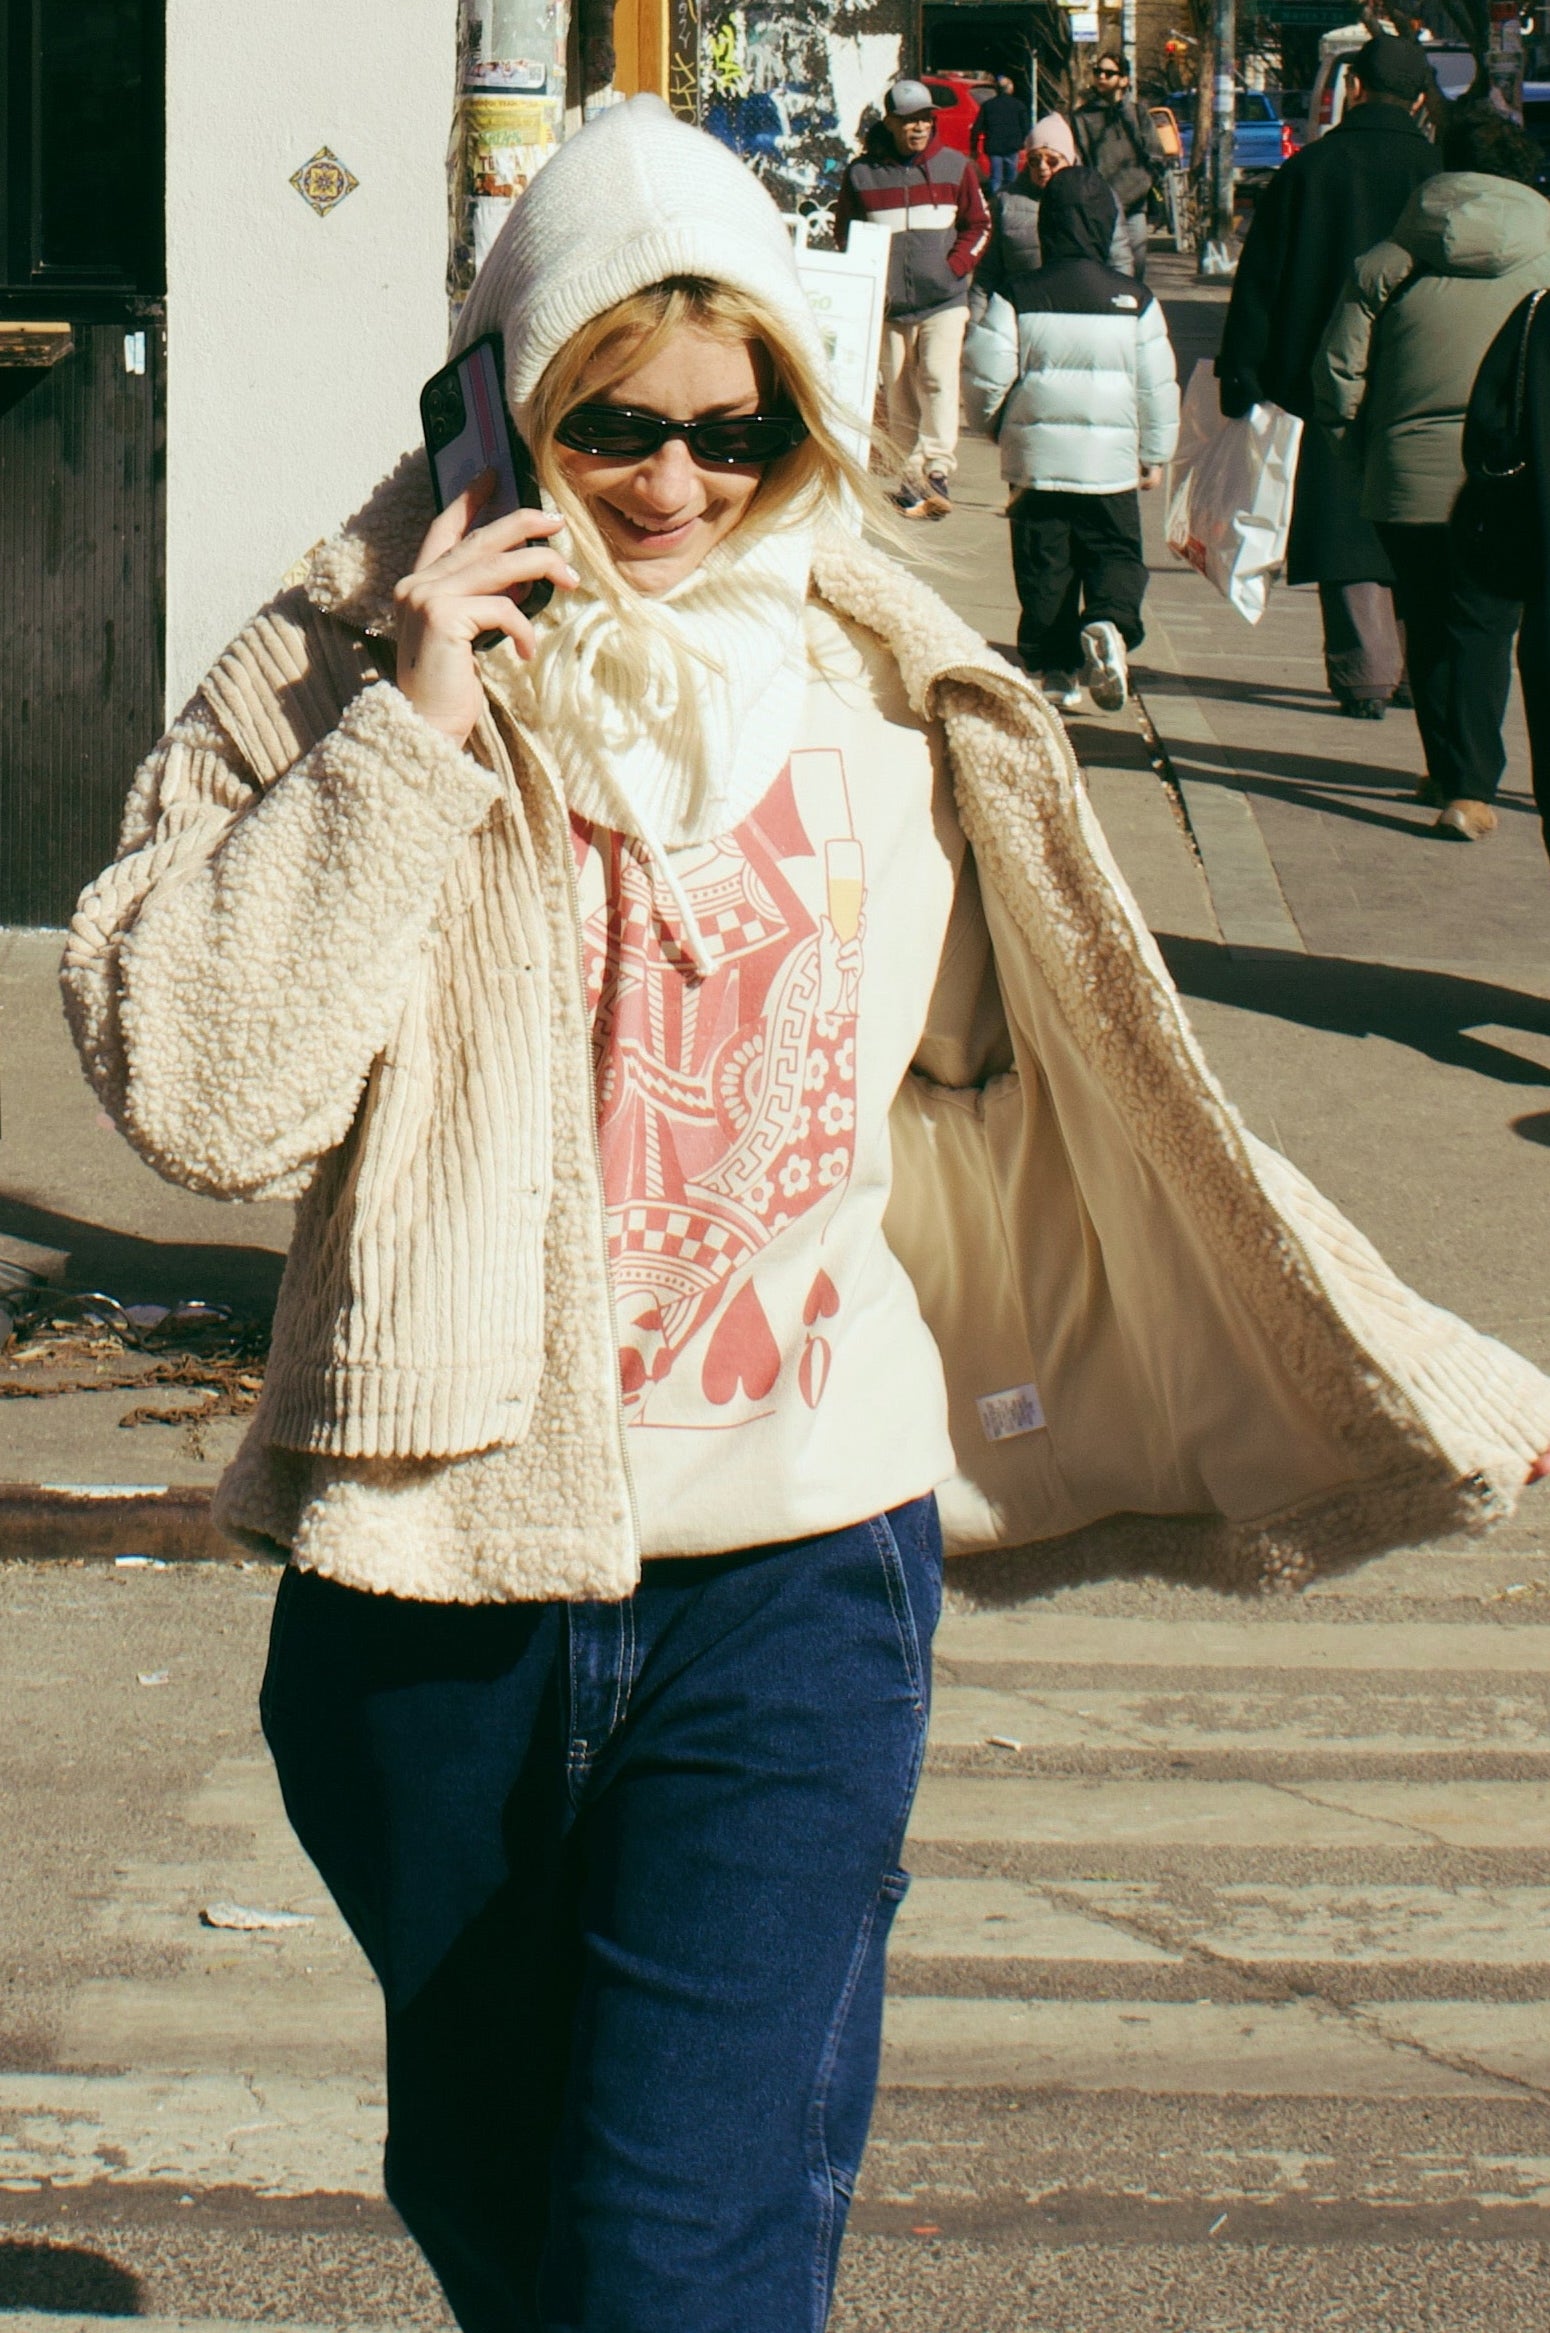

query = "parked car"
[1164,88,1301,185]
[922,72,990,157]
[1306,25,1477,136]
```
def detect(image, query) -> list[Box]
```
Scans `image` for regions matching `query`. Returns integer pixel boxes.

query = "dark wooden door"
[1,0,165,924]
[0,319,165,925]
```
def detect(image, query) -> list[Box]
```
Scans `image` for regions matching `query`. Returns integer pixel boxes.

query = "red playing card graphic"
[701,1279,782,1406]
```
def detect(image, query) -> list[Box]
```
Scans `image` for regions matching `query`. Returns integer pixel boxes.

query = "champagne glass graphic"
[823,837,864,1017]
[825,837,864,943]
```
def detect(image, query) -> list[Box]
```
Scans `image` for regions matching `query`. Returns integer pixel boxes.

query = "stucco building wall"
[164,0,456,711]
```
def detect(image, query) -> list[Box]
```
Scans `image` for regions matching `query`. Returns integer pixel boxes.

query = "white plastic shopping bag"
[1165,359,1303,625]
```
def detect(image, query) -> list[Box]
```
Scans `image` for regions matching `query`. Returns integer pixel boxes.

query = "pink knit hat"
[1029,112,1078,164]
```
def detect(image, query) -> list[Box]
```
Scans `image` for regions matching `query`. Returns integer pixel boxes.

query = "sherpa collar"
[299,454,1042,731]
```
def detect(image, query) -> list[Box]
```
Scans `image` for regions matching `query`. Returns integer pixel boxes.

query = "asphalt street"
[2,255,1549,2330]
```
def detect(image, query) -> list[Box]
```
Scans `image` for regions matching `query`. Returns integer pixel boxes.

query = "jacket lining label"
[977,1383,1046,1442]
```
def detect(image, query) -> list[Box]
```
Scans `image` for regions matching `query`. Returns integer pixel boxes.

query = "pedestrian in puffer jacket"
[974,112,1133,312]
[1314,106,1550,840]
[963,166,1179,712]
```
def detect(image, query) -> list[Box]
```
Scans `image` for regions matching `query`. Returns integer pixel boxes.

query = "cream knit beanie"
[451,94,827,425]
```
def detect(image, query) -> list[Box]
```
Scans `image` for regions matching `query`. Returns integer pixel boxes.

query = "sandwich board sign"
[787,217,890,472]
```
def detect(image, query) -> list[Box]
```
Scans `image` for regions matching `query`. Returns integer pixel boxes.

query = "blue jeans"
[987,152,1018,194]
[260,1495,942,2333]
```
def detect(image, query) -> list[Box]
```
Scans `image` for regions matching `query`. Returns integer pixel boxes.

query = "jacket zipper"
[477,691,642,1562]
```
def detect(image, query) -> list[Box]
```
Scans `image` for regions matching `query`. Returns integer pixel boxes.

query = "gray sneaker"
[1079,619,1128,712]
[1041,671,1082,712]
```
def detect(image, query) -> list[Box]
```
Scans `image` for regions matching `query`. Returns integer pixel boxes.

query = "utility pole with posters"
[1201,0,1237,272]
[1487,0,1526,119]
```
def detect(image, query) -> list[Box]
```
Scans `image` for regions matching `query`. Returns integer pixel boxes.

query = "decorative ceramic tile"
[289,147,360,217]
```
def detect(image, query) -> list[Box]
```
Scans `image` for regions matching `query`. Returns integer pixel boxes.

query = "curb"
[0,1483,233,1563]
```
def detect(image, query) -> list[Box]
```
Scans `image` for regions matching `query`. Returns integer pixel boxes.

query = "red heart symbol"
[803,1271,839,1328]
[701,1280,781,1405]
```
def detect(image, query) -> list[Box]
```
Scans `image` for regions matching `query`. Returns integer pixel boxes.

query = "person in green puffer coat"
[1314,107,1550,840]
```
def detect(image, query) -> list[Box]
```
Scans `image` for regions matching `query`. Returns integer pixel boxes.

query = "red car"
[922,73,991,159]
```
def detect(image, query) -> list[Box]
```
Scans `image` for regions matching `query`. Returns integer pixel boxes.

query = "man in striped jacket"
[836,78,991,517]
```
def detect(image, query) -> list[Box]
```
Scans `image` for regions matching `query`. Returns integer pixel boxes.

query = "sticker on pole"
[976,1383,1046,1443]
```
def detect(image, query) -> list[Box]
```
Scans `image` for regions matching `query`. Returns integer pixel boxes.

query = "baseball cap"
[1351,34,1433,99]
[885,78,937,118]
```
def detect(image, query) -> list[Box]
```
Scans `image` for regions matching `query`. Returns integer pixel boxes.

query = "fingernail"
[561,563,580,584]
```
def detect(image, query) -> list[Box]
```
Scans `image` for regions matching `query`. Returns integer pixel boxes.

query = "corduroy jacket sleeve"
[62,669,504,1203]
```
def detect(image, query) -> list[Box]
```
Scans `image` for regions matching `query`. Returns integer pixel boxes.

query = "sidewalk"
[3,281,1550,1539]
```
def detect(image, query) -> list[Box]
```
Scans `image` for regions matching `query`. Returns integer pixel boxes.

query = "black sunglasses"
[554,403,810,466]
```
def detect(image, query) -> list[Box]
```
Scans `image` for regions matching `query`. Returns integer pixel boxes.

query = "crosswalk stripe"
[928,1680,1550,1756]
[893,1877,1550,1968]
[0,2071,382,2197]
[934,1614,1550,1673]
[906,1773,1550,1849]
[878,1998,1546,2096]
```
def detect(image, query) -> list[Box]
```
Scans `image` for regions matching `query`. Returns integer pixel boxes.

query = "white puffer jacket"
[963,167,1180,495]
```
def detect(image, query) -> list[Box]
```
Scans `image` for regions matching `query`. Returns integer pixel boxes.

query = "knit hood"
[1396,170,1550,278]
[452,94,826,429]
[445,95,833,974]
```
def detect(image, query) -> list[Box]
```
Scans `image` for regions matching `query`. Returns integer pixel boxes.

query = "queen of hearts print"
[571,747,865,1425]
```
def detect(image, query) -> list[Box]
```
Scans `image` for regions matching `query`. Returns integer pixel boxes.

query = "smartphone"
[420,331,553,618]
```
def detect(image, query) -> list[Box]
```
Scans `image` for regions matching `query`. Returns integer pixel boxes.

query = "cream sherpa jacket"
[63,456,1550,1603]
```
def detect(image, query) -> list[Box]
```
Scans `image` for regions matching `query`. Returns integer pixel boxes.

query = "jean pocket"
[866,1506,939,1715]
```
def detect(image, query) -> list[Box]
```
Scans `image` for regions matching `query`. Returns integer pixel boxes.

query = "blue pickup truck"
[1163,89,1301,186]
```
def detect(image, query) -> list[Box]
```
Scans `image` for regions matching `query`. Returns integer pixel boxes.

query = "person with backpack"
[963,165,1179,711]
[1072,51,1166,279]
[1314,105,1550,838]
[1458,285,1550,859]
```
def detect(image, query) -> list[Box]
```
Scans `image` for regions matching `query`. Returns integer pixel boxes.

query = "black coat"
[1217,105,1440,584]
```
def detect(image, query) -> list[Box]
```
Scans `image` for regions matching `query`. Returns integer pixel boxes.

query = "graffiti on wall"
[695,2,902,239]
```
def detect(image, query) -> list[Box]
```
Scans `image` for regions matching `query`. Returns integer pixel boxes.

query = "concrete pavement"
[2,257,1550,2329]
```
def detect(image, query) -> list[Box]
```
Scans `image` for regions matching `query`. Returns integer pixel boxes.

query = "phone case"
[420,333,553,616]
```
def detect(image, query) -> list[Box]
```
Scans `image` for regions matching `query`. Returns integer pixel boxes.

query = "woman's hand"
[1139,464,1164,491]
[393,473,579,749]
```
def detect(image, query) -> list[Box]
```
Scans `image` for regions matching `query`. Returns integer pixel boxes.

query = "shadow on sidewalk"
[1160,737,1545,838]
[1160,935,1550,1090]
[0,2238,140,2313]
[1139,667,1342,711]
[0,1193,286,1315]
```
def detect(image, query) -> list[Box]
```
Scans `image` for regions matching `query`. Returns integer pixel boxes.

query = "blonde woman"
[64,96,1550,2333]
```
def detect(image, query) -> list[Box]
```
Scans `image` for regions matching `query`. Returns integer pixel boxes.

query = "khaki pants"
[882,304,968,486]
